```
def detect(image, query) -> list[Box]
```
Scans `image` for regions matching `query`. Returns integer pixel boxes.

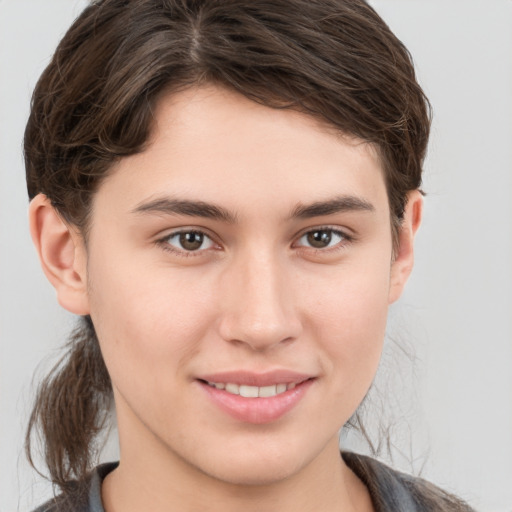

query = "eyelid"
[155,226,222,256]
[292,225,354,251]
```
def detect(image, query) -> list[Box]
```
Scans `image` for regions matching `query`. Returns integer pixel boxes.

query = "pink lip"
[196,370,315,424]
[198,370,312,387]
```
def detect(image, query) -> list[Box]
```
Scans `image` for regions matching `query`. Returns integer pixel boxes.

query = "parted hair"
[23,1,472,510]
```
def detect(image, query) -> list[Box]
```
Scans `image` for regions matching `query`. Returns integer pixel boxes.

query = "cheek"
[305,259,390,384]
[86,254,217,394]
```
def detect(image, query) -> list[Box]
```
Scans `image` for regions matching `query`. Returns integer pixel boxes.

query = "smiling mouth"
[203,381,298,398]
[198,375,314,423]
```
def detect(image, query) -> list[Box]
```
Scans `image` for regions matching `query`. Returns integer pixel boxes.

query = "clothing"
[33,452,474,512]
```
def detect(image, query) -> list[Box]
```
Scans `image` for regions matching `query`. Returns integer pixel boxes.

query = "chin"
[189,440,309,487]
[206,459,301,487]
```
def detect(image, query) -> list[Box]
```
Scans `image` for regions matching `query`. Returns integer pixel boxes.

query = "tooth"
[225,383,239,395]
[276,383,287,394]
[211,382,295,397]
[207,381,215,387]
[259,385,277,397]
[239,385,259,398]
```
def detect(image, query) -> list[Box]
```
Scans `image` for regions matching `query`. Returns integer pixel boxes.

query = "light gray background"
[1,1,511,511]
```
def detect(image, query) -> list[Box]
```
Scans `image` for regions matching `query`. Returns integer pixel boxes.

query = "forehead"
[96,85,388,217]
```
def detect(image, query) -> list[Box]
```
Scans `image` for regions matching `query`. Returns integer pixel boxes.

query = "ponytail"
[25,316,112,493]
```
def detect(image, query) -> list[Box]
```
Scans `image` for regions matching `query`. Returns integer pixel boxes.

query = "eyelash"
[293,226,353,254]
[156,226,353,257]
[156,229,219,258]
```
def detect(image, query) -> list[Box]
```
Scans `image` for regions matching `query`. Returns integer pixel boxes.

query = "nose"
[217,251,302,351]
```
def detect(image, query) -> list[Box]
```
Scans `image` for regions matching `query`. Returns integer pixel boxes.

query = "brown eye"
[307,230,332,248]
[163,230,215,252]
[179,232,204,251]
[297,229,345,249]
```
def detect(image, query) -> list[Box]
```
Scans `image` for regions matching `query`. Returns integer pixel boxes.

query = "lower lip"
[198,379,314,424]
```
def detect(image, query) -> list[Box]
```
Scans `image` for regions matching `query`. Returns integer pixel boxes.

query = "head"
[25,0,430,493]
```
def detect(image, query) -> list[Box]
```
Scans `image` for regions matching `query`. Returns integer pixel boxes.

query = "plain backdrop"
[1,1,511,511]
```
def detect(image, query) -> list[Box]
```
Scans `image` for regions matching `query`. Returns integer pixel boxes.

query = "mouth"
[196,372,315,424]
[202,381,299,398]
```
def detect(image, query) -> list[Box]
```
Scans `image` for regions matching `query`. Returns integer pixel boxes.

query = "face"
[80,85,406,485]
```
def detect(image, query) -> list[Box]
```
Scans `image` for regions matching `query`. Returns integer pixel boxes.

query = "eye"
[161,230,216,253]
[296,228,347,249]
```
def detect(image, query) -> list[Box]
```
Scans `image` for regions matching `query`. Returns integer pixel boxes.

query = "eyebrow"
[132,194,375,223]
[290,195,375,219]
[132,198,237,223]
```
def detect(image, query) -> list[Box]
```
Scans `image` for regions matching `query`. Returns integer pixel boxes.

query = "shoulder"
[31,462,118,512]
[342,452,476,512]
[31,487,88,512]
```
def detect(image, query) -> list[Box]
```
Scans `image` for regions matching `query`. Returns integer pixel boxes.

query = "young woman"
[24,1,474,511]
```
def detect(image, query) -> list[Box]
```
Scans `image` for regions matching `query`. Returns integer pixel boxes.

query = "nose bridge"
[218,245,301,350]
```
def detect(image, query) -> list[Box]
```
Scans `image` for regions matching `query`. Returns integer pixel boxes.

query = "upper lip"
[197,370,313,387]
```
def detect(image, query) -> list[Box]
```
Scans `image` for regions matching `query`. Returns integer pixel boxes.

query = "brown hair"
[24,0,468,508]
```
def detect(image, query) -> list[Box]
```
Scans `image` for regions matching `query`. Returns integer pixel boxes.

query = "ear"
[29,194,90,315]
[388,190,423,304]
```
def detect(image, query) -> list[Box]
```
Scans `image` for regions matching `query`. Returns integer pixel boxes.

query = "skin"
[30,85,422,512]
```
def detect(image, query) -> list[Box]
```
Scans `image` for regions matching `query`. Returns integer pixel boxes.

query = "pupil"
[180,232,203,250]
[307,230,331,248]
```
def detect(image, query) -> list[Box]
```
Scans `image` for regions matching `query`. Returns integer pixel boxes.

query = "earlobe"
[388,190,423,304]
[29,194,90,315]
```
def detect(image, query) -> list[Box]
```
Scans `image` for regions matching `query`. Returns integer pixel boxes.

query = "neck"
[102,401,373,512]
